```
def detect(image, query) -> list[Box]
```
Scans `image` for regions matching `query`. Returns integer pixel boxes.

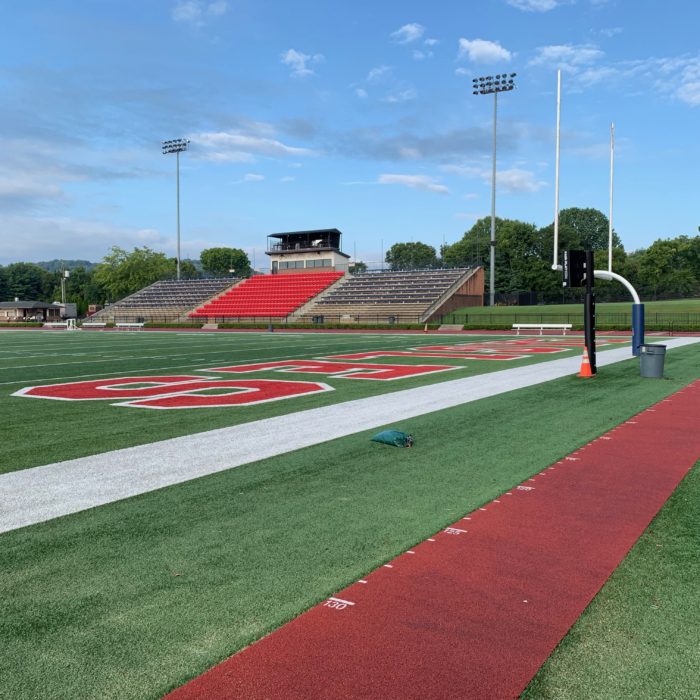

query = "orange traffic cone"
[578,346,594,378]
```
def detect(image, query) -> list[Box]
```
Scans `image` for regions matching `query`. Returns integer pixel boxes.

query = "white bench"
[513,323,572,336]
[43,322,68,329]
[115,322,145,330]
[81,322,107,328]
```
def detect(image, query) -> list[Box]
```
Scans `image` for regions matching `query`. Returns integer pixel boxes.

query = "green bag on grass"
[371,430,414,448]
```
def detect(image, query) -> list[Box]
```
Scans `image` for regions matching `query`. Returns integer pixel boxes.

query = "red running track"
[166,379,700,700]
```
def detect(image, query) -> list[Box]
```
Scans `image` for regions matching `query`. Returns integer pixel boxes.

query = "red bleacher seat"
[189,272,344,318]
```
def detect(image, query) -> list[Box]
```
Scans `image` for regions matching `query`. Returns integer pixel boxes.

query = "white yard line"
[1,337,697,534]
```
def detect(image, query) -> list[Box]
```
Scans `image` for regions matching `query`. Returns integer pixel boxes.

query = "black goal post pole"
[584,249,597,375]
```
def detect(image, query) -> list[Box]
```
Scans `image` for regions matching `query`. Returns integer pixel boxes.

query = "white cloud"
[381,88,418,104]
[192,131,315,162]
[378,174,449,194]
[442,164,482,178]
[0,215,173,265]
[390,23,425,44]
[529,44,604,70]
[413,50,433,61]
[660,56,700,106]
[443,163,545,193]
[172,1,202,23]
[507,0,560,11]
[458,38,512,63]
[398,147,421,159]
[600,27,623,38]
[528,47,700,107]
[172,1,229,25]
[577,65,619,86]
[424,38,439,47]
[496,168,546,193]
[355,88,368,99]
[243,173,264,182]
[280,176,295,182]
[207,1,228,16]
[677,80,700,106]
[281,49,324,78]
[367,65,392,83]
[0,176,63,205]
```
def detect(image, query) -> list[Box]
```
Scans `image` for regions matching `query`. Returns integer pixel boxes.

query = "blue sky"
[1,0,698,268]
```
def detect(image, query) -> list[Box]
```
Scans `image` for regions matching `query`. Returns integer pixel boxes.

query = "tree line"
[0,246,252,315]
[1,208,698,313]
[385,208,700,301]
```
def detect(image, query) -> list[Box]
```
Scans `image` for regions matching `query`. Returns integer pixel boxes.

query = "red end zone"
[14,377,333,409]
[206,359,458,380]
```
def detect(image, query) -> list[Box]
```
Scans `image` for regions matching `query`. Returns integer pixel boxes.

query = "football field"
[1,329,699,699]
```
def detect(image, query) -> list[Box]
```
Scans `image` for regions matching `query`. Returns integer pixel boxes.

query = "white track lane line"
[0,337,697,534]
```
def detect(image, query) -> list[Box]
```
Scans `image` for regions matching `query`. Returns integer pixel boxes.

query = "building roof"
[267,228,342,240]
[0,301,61,309]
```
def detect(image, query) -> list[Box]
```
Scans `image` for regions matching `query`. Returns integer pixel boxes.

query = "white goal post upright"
[551,73,644,356]
[552,69,562,273]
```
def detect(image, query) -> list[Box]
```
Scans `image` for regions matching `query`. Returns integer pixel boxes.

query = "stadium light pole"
[472,73,517,306]
[161,138,190,280]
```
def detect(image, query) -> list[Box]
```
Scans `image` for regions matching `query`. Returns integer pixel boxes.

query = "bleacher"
[190,272,344,319]
[297,269,474,323]
[91,278,235,323]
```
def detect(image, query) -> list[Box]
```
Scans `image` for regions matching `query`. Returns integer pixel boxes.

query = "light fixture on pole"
[161,138,190,280]
[60,264,69,305]
[472,72,517,306]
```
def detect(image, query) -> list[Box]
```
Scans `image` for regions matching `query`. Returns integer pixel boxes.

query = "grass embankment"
[1,343,698,699]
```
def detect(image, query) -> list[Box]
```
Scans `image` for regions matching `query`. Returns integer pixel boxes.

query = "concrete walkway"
[1,338,698,534]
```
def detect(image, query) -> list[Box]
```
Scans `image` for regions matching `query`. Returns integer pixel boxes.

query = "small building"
[0,301,65,322]
[266,228,351,274]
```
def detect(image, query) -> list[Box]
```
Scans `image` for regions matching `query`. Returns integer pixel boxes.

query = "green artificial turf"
[0,330,617,473]
[522,463,700,700]
[0,342,698,699]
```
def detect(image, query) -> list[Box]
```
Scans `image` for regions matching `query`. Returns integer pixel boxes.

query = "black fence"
[87,307,700,331]
[439,311,700,329]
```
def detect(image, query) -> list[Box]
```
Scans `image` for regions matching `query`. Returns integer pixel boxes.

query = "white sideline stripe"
[0,337,698,534]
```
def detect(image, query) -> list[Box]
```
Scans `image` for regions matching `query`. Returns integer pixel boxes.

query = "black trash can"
[640,344,666,378]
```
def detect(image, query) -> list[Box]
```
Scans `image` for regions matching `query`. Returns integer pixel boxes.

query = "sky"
[1,0,699,269]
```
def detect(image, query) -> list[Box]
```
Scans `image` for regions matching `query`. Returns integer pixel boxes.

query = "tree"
[0,266,9,301]
[200,247,251,277]
[179,260,200,279]
[635,237,699,299]
[557,208,623,251]
[442,217,558,294]
[441,218,495,268]
[494,219,555,294]
[5,263,54,300]
[93,246,176,300]
[385,242,439,270]
[349,261,367,273]
[51,266,108,315]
